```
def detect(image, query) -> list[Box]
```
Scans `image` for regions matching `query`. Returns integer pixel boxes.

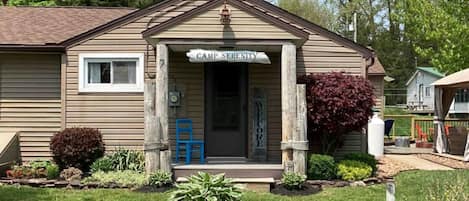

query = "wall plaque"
[252,88,267,161]
[186,49,271,64]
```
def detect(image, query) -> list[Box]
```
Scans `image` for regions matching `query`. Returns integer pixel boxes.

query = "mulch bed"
[417,154,469,169]
[271,183,321,196]
[376,156,416,178]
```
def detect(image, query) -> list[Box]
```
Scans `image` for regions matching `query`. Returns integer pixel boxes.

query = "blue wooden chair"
[175,119,205,164]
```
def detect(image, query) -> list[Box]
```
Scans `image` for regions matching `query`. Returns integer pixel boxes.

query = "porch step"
[173,164,283,180]
[176,177,274,192]
[206,157,248,164]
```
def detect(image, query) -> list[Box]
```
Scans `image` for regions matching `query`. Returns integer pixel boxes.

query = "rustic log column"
[144,79,159,173]
[156,43,171,172]
[294,84,308,175]
[280,43,297,170]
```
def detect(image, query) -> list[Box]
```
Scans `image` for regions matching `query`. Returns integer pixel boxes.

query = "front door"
[205,63,247,157]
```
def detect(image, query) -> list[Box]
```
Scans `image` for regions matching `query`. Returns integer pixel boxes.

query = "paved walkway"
[386,154,454,170]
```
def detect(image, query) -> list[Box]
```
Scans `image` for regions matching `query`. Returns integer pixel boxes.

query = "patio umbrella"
[432,68,469,161]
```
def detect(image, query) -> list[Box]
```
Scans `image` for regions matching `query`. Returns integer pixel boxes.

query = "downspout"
[365,53,376,78]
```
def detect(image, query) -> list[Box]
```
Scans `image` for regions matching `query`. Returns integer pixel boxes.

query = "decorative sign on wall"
[252,88,267,161]
[186,49,271,64]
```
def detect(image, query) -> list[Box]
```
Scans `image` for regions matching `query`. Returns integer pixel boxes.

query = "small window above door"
[79,53,144,93]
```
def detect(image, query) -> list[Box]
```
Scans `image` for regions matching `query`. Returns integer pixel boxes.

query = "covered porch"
[142,40,308,177]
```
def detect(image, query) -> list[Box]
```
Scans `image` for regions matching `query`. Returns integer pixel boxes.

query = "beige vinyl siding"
[248,53,282,162]
[65,1,209,151]
[0,54,61,161]
[369,75,385,117]
[152,4,300,40]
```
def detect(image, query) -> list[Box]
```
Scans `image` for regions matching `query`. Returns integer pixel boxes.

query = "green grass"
[0,170,467,201]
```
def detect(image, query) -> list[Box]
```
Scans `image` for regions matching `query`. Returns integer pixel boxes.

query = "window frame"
[78,53,144,93]
[425,86,431,97]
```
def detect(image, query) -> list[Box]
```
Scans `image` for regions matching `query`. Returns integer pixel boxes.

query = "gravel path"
[385,155,453,171]
[417,154,469,169]
[376,156,416,178]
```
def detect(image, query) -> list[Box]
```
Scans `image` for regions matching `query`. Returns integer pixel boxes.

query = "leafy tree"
[399,0,469,74]
[298,72,375,154]
[278,0,339,31]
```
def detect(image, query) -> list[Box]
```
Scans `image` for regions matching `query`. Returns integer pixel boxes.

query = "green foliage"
[148,170,172,187]
[278,0,338,31]
[169,172,242,201]
[50,127,105,172]
[90,156,114,173]
[281,172,307,190]
[399,0,469,74]
[337,160,372,181]
[307,154,336,180]
[82,170,147,188]
[343,153,378,174]
[46,163,60,179]
[60,167,83,181]
[90,148,145,173]
[6,0,55,6]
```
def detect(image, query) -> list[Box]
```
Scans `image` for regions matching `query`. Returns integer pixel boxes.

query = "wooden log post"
[144,79,159,173]
[280,43,297,171]
[156,43,171,172]
[293,84,308,175]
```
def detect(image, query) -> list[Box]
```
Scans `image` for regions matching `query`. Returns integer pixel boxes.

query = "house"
[0,0,383,178]
[406,67,469,116]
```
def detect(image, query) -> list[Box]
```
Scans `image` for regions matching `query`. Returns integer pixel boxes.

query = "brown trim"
[60,54,67,130]
[142,0,309,40]
[60,0,186,48]
[0,45,64,52]
[248,0,373,58]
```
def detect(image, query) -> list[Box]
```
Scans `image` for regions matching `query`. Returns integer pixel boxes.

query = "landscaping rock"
[363,177,379,185]
[350,181,366,187]
[86,182,99,188]
[333,181,350,188]
[54,181,69,188]
[0,179,13,185]
[45,184,56,188]
[69,180,81,188]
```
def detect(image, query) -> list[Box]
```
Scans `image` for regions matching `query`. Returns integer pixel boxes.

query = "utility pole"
[353,12,358,43]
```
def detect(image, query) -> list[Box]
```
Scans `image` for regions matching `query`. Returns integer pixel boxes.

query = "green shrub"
[46,163,60,179]
[82,170,147,188]
[337,160,372,181]
[90,148,145,173]
[343,153,378,174]
[60,167,83,181]
[307,154,336,180]
[169,172,242,201]
[90,156,114,173]
[50,127,105,172]
[281,172,307,190]
[148,170,172,187]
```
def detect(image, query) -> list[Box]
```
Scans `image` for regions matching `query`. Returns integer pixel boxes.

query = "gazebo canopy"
[432,68,469,161]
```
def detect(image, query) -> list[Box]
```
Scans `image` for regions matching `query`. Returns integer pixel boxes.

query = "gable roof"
[142,0,309,41]
[0,6,134,48]
[368,57,386,75]
[0,0,374,58]
[406,67,445,86]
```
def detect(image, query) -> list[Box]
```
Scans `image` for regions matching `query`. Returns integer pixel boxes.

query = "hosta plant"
[281,172,307,190]
[90,148,145,173]
[148,170,172,187]
[169,172,242,201]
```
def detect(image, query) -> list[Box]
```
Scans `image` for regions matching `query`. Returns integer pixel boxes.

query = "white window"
[425,87,431,97]
[79,53,144,93]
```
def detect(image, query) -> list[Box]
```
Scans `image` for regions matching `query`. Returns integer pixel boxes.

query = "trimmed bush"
[337,160,372,181]
[307,154,336,180]
[281,172,307,190]
[343,153,378,174]
[82,170,147,188]
[90,148,144,173]
[46,163,60,179]
[50,127,105,172]
[169,172,242,201]
[148,170,173,187]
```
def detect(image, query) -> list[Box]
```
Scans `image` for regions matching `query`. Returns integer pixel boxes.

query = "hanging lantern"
[219,0,231,24]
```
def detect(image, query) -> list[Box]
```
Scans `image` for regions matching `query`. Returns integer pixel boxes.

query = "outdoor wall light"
[220,0,231,25]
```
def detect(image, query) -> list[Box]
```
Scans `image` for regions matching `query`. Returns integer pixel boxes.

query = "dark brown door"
[205,63,247,157]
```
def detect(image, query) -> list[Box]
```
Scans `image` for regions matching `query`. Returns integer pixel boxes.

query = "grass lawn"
[0,170,467,201]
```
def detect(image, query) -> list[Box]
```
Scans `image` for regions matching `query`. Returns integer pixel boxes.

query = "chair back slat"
[176,119,193,141]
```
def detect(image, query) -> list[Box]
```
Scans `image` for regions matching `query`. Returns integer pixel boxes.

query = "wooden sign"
[186,49,271,64]
[252,88,267,161]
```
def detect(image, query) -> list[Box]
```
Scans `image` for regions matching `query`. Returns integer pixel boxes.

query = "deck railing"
[413,118,469,141]
[383,115,416,139]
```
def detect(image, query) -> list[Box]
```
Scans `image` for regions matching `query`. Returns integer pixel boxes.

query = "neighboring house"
[0,0,382,177]
[406,67,469,115]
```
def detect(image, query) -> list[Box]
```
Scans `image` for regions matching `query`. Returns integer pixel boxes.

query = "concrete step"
[173,164,283,180]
